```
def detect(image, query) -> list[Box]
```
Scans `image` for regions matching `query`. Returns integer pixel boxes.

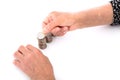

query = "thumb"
[43,21,59,34]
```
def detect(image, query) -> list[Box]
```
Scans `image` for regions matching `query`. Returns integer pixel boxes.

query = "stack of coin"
[37,32,54,49]
[45,33,53,43]
[37,32,47,49]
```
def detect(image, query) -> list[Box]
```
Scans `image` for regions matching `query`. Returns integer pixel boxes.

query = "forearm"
[74,3,113,28]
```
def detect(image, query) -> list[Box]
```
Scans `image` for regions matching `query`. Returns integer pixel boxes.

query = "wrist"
[73,11,88,28]
[73,3,113,28]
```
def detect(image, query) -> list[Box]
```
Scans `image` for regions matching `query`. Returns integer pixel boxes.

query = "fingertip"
[26,44,34,52]
[63,27,68,33]
[26,44,42,53]
[13,60,16,65]
[63,26,69,30]
[13,59,20,66]
[13,51,18,58]
[18,45,24,50]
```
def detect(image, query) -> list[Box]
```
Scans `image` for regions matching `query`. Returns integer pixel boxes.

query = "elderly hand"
[42,11,82,36]
[13,44,55,80]
[42,3,113,36]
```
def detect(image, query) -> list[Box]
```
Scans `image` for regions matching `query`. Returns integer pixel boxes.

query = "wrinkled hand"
[13,44,55,80]
[42,11,81,36]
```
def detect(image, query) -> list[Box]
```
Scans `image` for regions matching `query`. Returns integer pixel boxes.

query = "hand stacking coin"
[37,32,54,49]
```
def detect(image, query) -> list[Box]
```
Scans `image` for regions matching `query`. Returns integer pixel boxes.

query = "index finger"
[26,44,44,56]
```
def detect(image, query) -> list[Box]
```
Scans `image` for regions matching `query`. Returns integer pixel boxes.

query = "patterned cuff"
[110,0,120,26]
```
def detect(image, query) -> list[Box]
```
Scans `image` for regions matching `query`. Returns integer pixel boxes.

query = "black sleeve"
[110,0,120,25]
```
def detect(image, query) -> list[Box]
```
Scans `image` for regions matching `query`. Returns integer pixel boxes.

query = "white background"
[0,0,120,80]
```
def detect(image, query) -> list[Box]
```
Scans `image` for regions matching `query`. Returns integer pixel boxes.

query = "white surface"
[0,0,120,80]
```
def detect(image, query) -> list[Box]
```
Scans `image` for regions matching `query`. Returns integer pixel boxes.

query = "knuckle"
[50,11,58,14]
[50,11,59,18]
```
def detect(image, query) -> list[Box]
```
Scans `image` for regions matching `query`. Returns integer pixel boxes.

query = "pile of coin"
[37,32,54,49]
